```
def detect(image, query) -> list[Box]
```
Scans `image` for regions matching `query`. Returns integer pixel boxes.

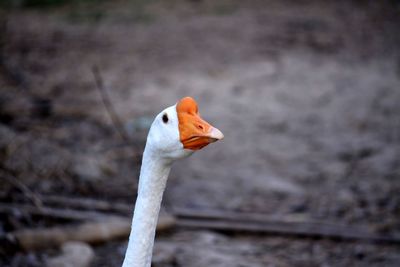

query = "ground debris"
[46,241,94,267]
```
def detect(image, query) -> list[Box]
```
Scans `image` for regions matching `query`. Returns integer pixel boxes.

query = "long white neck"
[122,145,172,267]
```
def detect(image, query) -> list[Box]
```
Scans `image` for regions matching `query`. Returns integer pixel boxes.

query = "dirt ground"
[1,0,400,266]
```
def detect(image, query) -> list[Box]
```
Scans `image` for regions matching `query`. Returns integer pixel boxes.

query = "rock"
[46,241,94,267]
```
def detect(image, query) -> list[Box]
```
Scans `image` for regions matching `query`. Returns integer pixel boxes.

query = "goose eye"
[162,113,169,124]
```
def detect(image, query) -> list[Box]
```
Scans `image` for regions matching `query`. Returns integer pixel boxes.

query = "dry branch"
[5,214,175,251]
[174,207,301,223]
[0,171,43,207]
[0,203,119,221]
[173,207,349,228]
[11,194,132,214]
[13,218,129,250]
[92,65,130,143]
[175,211,400,245]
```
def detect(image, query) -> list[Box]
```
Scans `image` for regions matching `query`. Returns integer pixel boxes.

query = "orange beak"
[177,97,224,150]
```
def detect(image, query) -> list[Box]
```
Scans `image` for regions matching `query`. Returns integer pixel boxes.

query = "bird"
[122,96,224,267]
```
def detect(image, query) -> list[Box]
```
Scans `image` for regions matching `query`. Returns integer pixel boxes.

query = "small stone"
[46,242,94,267]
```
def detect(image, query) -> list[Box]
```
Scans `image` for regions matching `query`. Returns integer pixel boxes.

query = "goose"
[122,96,224,267]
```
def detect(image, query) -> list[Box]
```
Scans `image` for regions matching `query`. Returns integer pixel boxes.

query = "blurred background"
[0,0,399,266]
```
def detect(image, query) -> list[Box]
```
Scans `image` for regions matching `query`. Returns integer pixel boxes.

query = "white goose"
[122,96,224,267]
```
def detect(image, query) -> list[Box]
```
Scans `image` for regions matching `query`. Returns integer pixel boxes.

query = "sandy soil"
[1,0,399,266]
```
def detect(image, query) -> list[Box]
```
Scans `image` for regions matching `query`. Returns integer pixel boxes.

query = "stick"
[92,65,131,143]
[176,218,400,245]
[173,207,349,228]
[174,207,298,223]
[0,171,43,208]
[3,215,175,251]
[0,203,117,221]
[11,194,132,214]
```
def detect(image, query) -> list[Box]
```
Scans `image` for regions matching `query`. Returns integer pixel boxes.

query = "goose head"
[146,96,224,161]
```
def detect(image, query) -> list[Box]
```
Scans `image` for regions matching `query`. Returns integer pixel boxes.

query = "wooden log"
[13,218,130,250]
[5,214,175,251]
[8,194,132,214]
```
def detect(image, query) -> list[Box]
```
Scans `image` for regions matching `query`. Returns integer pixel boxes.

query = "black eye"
[162,113,169,123]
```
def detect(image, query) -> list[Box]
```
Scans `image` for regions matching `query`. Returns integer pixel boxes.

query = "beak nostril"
[198,124,204,130]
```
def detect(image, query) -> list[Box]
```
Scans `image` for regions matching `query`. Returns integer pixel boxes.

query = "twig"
[0,170,42,208]
[91,65,130,143]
